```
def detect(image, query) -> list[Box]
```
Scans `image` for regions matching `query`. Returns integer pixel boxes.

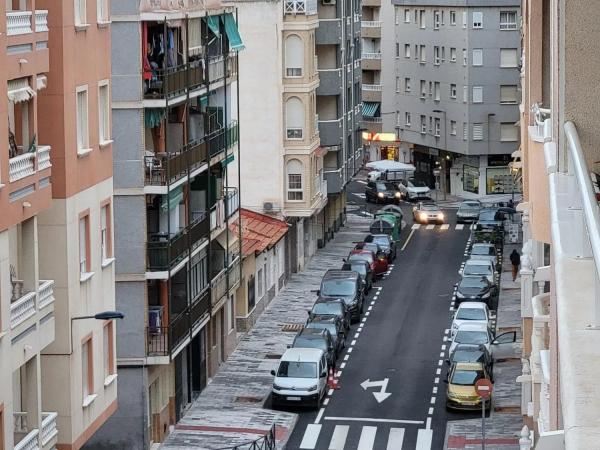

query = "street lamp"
[70,310,125,353]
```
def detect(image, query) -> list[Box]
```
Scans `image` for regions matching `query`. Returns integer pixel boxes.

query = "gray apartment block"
[384,0,521,196]
[317,0,363,196]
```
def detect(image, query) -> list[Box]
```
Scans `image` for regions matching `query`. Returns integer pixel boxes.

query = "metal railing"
[361,20,382,27]
[225,187,239,219]
[361,52,381,60]
[363,117,382,123]
[211,268,228,305]
[362,84,382,91]
[284,0,317,15]
[210,199,226,232]
[144,140,208,186]
[214,424,277,450]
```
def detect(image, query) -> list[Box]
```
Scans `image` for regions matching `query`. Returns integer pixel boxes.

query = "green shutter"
[161,186,184,211]
[205,15,221,37]
[223,13,245,51]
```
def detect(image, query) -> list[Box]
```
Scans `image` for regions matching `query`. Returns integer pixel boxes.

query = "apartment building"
[85,2,243,448]
[384,1,521,197]
[517,0,600,448]
[0,2,58,449]
[316,0,362,232]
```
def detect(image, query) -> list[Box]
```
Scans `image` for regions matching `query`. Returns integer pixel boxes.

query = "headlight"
[456,292,465,299]
[447,391,459,399]
[438,213,444,219]
[377,192,384,198]
[307,384,318,392]
[395,192,401,198]
[419,213,428,220]
[481,292,491,298]
[273,383,284,391]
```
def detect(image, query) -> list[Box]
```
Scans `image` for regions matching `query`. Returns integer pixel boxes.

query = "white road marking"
[365,311,370,316]
[354,333,360,339]
[433,387,438,394]
[362,317,367,323]
[376,286,383,290]
[370,301,376,306]
[416,428,433,449]
[443,336,448,342]
[434,377,440,384]
[438,360,443,366]
[449,306,454,311]
[436,368,441,375]
[426,224,435,230]
[351,340,357,346]
[401,229,416,251]
[347,347,353,353]
[328,425,349,450]
[430,396,436,404]
[428,407,434,415]
[315,408,325,424]
[328,389,334,396]
[357,426,377,450]
[336,371,342,378]
[426,417,432,430]
[441,224,450,230]
[444,329,450,335]
[358,327,363,332]
[368,305,373,311]
[323,398,330,406]
[441,344,446,351]
[324,417,424,425]
[344,355,350,361]
[439,352,444,357]
[456,224,464,230]
[411,223,421,230]
[386,428,405,450]
[340,362,346,369]
[300,424,322,449]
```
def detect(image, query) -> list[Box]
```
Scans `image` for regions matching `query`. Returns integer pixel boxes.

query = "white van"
[271,348,328,409]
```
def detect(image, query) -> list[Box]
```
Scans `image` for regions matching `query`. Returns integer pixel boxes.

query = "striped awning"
[7,78,35,103]
[362,102,380,118]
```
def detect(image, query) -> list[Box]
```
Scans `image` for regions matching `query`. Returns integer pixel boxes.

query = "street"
[285,180,476,449]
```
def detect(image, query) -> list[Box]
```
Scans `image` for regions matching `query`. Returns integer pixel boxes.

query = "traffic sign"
[475,379,493,399]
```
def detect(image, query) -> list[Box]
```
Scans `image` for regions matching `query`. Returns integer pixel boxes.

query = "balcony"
[144,61,204,101]
[362,84,382,102]
[361,53,381,71]
[9,145,52,183]
[225,187,239,219]
[210,256,240,308]
[316,19,342,45]
[13,410,57,450]
[317,69,342,96]
[207,53,238,84]
[144,140,207,186]
[5,10,49,78]
[318,118,343,146]
[361,21,382,38]
[208,121,239,160]
[324,167,344,194]
[10,280,54,330]
[41,412,58,447]
[210,199,226,233]
[284,0,317,15]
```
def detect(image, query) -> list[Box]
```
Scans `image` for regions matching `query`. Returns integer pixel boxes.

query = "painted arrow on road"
[360,378,392,403]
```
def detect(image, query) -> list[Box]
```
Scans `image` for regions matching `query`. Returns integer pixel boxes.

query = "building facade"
[384,0,521,197]
[87,2,243,448]
[517,0,600,448]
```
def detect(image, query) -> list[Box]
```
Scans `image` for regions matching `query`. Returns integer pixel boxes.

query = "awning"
[222,153,235,166]
[362,102,380,118]
[223,13,244,51]
[7,78,35,103]
[36,75,47,91]
[204,15,220,38]
[161,186,184,211]
[145,108,166,128]
[511,149,522,158]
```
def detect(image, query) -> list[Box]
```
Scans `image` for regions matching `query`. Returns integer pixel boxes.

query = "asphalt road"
[284,180,475,449]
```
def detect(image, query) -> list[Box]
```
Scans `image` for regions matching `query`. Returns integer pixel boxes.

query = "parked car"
[317,270,364,323]
[271,348,328,409]
[451,302,491,337]
[364,234,397,262]
[460,259,497,286]
[347,249,388,278]
[305,316,346,356]
[477,207,506,231]
[308,298,350,331]
[445,362,493,411]
[456,200,482,223]
[398,178,431,201]
[365,181,402,204]
[455,276,498,308]
[469,243,501,271]
[341,260,373,294]
[354,242,383,259]
[446,343,494,381]
[291,328,337,369]
[449,323,517,360]
[412,202,445,224]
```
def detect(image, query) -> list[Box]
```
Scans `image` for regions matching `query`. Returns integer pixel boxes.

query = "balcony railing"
[362,84,382,91]
[6,11,32,35]
[361,52,382,60]
[210,199,225,232]
[144,140,208,186]
[38,279,55,308]
[10,291,36,329]
[9,145,52,182]
[211,269,228,305]
[284,0,317,15]
[361,20,382,27]
[228,257,241,290]
[14,429,38,450]
[37,145,51,170]
[35,10,48,32]
[225,187,239,219]
[363,117,383,123]
[41,412,58,446]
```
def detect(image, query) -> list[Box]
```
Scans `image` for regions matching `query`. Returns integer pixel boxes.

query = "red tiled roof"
[229,208,289,257]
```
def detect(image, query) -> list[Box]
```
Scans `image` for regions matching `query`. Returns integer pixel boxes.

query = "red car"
[347,249,388,278]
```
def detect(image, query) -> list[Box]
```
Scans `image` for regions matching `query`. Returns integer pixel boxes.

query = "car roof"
[461,200,481,205]
[453,343,488,353]
[306,315,339,324]
[453,362,485,371]
[465,259,493,266]
[456,322,489,332]
[367,234,390,239]
[343,259,369,266]
[297,328,329,339]
[323,270,359,280]
[281,347,324,362]
[315,298,344,305]
[457,302,488,310]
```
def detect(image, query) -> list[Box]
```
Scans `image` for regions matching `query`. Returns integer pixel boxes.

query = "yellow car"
[445,362,492,411]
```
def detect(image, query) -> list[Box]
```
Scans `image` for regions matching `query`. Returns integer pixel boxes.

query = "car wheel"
[314,392,322,410]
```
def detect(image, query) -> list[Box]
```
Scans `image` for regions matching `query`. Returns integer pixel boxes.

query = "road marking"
[300,424,322,449]
[426,417,432,430]
[456,224,464,230]
[430,396,436,404]
[362,317,367,323]
[434,377,440,384]
[439,352,444,357]
[441,344,446,351]
[438,360,443,366]
[441,224,450,230]
[428,407,434,415]
[351,340,357,346]
[315,408,325,424]
[433,387,438,394]
[344,355,350,361]
[411,224,421,230]
[444,329,450,335]
[328,389,334,396]
[365,311,370,316]
[436,368,441,375]
[370,301,375,306]
[347,347,353,353]
[324,417,424,425]
[336,371,342,378]
[443,336,448,342]
[425,224,435,230]
[354,333,360,339]
[368,305,373,311]
[358,326,363,332]
[340,362,346,369]
[416,429,433,449]
[323,398,330,406]
[401,229,416,251]
[357,426,377,450]
[386,428,405,450]
[361,378,392,403]
[328,425,349,450]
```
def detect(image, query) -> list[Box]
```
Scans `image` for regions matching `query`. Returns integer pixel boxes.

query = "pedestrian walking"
[507,198,515,209]
[510,249,521,281]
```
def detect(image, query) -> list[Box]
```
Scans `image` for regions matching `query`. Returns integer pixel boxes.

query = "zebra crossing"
[411,223,475,231]
[298,422,432,450]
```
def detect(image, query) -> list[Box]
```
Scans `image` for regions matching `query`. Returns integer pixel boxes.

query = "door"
[190,331,206,399]
[174,352,184,421]
[220,308,226,363]
[490,331,517,360]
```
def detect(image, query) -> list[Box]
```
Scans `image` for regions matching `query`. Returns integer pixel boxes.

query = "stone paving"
[161,215,372,450]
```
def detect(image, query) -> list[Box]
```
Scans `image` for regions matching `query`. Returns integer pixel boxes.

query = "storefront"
[449,154,522,198]
[362,132,400,163]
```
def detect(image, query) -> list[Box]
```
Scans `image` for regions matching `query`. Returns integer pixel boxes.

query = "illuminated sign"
[362,132,399,142]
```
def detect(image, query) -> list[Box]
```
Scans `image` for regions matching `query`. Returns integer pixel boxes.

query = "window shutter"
[463,123,468,140]
[500,123,519,141]
[500,85,518,103]
[473,123,484,140]
[463,85,468,103]
[500,48,518,67]
[472,86,483,103]
[285,35,304,75]
[472,11,483,28]
[472,49,483,66]
[286,97,304,130]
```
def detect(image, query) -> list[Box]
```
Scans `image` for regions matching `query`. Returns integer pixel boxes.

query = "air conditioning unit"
[322,0,336,5]
[263,202,278,213]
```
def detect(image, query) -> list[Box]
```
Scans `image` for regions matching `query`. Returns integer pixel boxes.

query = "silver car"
[456,200,482,223]
[469,243,500,270]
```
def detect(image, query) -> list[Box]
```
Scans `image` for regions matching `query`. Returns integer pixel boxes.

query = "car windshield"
[410,180,427,187]
[479,210,498,221]
[366,235,390,247]
[349,253,374,264]
[277,361,317,378]
[421,204,439,211]
[452,350,485,364]
[306,323,338,337]
[321,279,356,296]
[459,202,480,211]
[312,302,342,315]
[347,264,366,276]
[472,246,495,256]
[456,308,487,321]
[459,277,487,288]
[293,337,327,351]
[464,264,492,276]
[454,330,489,345]
[363,243,379,253]
[451,369,485,386]
[376,182,388,190]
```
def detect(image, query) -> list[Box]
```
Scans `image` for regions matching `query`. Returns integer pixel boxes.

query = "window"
[405,112,411,126]
[462,48,467,66]
[404,77,411,92]
[82,337,93,400]
[190,253,208,299]
[396,111,401,126]
[450,84,457,98]
[229,296,235,331]
[434,82,440,101]
[287,159,303,201]
[473,123,484,140]
[97,0,109,23]
[441,47,445,62]
[404,44,411,58]
[257,268,264,298]
[396,76,401,92]
[450,120,457,135]
[434,10,441,29]
[419,10,425,28]
[414,44,418,60]
[395,6,400,25]
[500,85,518,104]
[404,9,410,23]
[428,117,433,133]
[450,11,456,25]
[428,81,433,97]
[500,123,519,141]
[76,86,89,151]
[500,48,518,67]
[420,80,426,98]
[434,46,441,65]
[450,47,456,62]
[500,11,517,30]
[98,82,110,143]
[420,45,426,63]
[463,85,468,103]
[75,0,87,25]
[79,214,90,274]
[103,322,114,379]
[285,35,304,77]
[463,122,468,140]
[472,11,483,28]
[100,202,112,262]
[462,11,467,28]
[472,86,483,103]
[472,49,483,66]
[420,115,427,134]
[434,118,441,136]
[285,97,304,139]
[395,43,400,58]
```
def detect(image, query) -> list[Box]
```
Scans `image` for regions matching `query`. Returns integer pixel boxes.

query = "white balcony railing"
[41,412,58,446]
[35,10,48,32]
[361,52,381,60]
[9,152,36,182]
[37,145,51,170]
[363,117,383,123]
[38,280,55,308]
[362,84,382,91]
[210,199,225,232]
[6,11,33,36]
[361,20,382,27]
[14,429,39,450]
[10,291,36,329]
[284,0,317,15]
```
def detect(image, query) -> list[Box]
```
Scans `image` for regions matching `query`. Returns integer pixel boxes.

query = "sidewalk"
[161,215,372,450]
[444,241,524,450]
